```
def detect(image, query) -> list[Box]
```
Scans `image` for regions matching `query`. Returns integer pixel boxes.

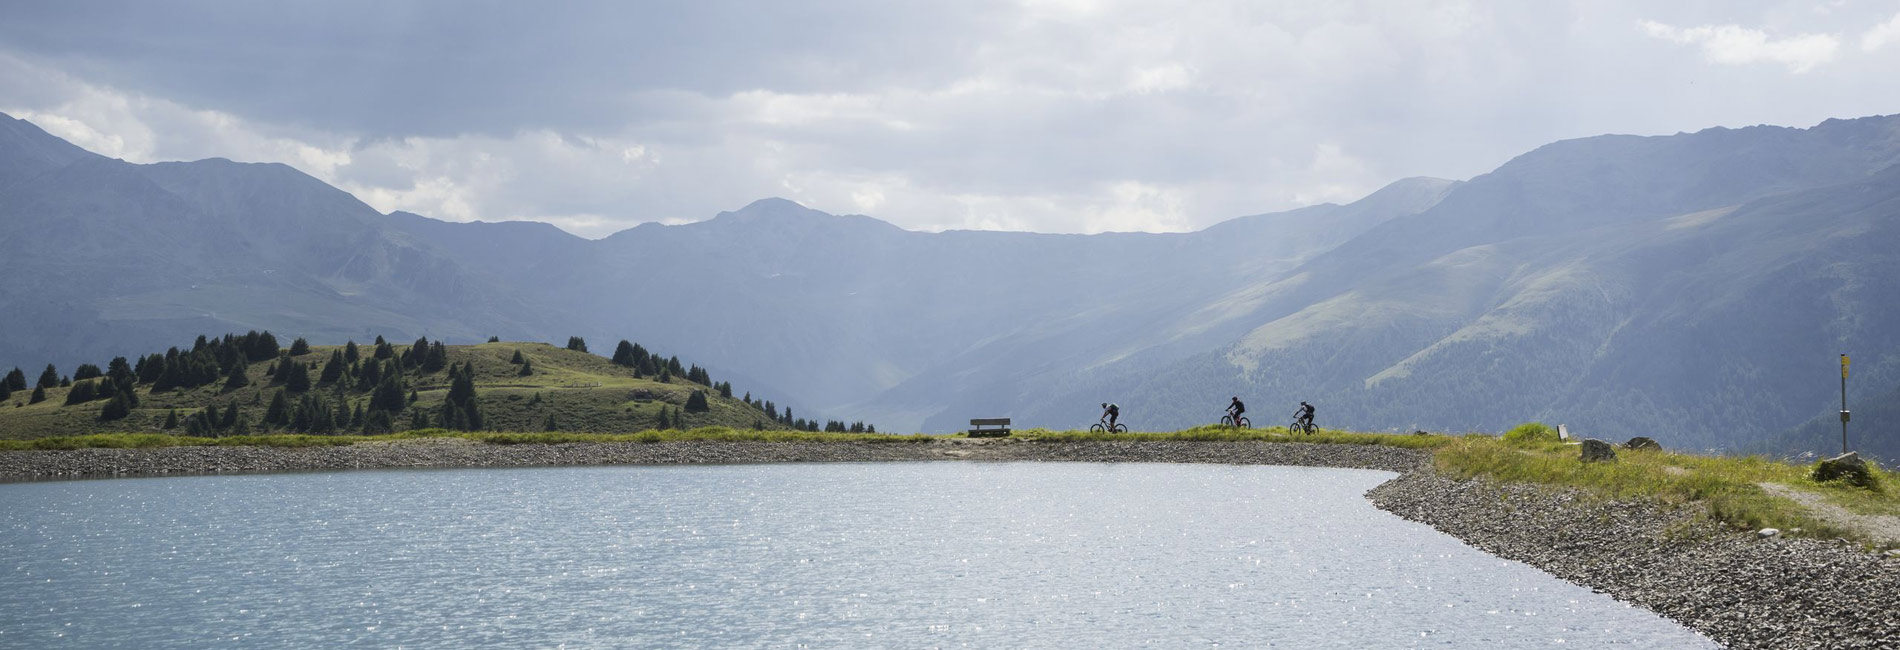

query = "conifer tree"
[73,364,103,381]
[566,336,588,352]
[364,409,394,435]
[223,359,250,392]
[374,340,394,360]
[63,380,96,405]
[286,361,312,393]
[718,382,733,399]
[612,340,636,367]
[370,374,407,413]
[487,336,500,343]
[4,367,25,391]
[422,342,448,373]
[543,413,559,431]
[289,338,311,356]
[60,376,70,387]
[344,341,360,364]
[37,364,59,390]
[220,404,239,429]
[518,358,533,377]
[264,391,290,426]
[0,380,10,402]
[410,409,429,430]
[685,390,710,413]
[319,350,346,385]
[510,349,525,364]
[203,404,221,430]
[163,409,180,429]
[231,417,250,435]
[29,386,45,404]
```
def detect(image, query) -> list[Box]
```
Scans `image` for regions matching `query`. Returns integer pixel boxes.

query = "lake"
[0,462,1716,648]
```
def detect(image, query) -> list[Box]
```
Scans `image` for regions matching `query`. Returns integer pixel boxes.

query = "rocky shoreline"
[3,437,1895,649]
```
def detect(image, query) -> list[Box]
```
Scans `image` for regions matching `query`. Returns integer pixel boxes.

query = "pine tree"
[99,392,132,421]
[344,341,360,364]
[64,380,97,405]
[657,367,671,383]
[37,364,59,390]
[203,404,222,430]
[510,349,525,364]
[718,381,733,399]
[543,413,559,431]
[364,409,395,434]
[0,380,10,402]
[220,404,240,429]
[685,390,710,413]
[410,409,429,430]
[223,359,250,392]
[374,340,393,360]
[566,336,588,352]
[370,374,407,413]
[612,340,636,366]
[4,367,25,391]
[319,350,346,385]
[286,361,312,393]
[518,358,533,376]
[264,391,290,426]
[422,342,448,373]
[487,336,500,343]
[163,409,180,429]
[289,337,311,356]
[73,364,103,381]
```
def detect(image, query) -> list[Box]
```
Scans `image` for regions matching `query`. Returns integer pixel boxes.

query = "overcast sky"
[3,1,1899,237]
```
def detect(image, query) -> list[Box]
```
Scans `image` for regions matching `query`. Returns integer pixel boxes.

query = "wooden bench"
[968,418,1011,438]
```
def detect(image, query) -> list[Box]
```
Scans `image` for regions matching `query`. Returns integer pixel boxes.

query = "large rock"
[1812,452,1878,489]
[1624,437,1662,451]
[1580,439,1617,463]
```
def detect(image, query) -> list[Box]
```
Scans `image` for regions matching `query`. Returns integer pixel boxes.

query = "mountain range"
[2,111,1896,459]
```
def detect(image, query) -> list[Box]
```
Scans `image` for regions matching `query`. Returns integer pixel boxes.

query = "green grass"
[1433,435,1897,546]
[1016,425,1454,449]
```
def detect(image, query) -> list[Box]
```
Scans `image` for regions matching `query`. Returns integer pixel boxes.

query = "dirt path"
[1759,482,1900,546]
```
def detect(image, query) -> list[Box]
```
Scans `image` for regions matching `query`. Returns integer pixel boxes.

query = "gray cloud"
[4,0,1900,237]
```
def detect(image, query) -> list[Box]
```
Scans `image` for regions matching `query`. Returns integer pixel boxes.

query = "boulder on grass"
[1580,438,1617,463]
[1812,452,1879,490]
[1624,437,1662,451]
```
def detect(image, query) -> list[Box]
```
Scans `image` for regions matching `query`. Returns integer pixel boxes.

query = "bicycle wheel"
[1220,415,1236,427]
[1238,417,1251,429]
[1111,423,1128,433]
[1089,423,1106,433]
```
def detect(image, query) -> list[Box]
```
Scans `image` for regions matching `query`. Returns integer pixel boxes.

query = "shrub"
[1502,422,1558,446]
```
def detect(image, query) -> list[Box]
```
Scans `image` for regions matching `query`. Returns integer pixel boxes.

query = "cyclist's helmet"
[1101,403,1107,408]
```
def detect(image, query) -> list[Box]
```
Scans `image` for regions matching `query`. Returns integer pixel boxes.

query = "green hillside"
[0,334,866,439]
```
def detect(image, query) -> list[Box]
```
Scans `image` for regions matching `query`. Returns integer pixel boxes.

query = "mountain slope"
[5,111,1900,457]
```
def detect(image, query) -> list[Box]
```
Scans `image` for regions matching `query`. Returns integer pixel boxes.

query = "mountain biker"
[1100,402,1120,428]
[1295,401,1315,429]
[1226,397,1246,425]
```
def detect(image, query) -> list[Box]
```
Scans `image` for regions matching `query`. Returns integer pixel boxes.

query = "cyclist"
[1226,397,1246,425]
[1100,402,1120,429]
[1294,401,1316,431]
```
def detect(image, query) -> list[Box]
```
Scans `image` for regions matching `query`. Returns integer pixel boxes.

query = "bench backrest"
[969,418,1011,427]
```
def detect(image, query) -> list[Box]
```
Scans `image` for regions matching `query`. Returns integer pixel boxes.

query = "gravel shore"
[3,437,1894,649]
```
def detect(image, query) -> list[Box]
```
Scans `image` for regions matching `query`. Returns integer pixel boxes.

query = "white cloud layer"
[4,1,1900,237]
[1638,20,1839,72]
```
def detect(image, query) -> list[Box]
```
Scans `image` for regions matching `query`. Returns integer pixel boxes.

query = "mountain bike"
[1089,417,1128,434]
[1288,418,1317,435]
[1221,413,1250,428]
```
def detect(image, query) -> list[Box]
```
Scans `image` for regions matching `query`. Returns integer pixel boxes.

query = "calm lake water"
[0,462,1715,648]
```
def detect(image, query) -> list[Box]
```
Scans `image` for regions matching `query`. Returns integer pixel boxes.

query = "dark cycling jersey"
[1229,399,1246,415]
[1298,404,1314,420]
[1106,404,1120,417]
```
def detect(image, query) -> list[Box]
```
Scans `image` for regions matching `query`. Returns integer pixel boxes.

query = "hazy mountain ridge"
[3,110,1898,459]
